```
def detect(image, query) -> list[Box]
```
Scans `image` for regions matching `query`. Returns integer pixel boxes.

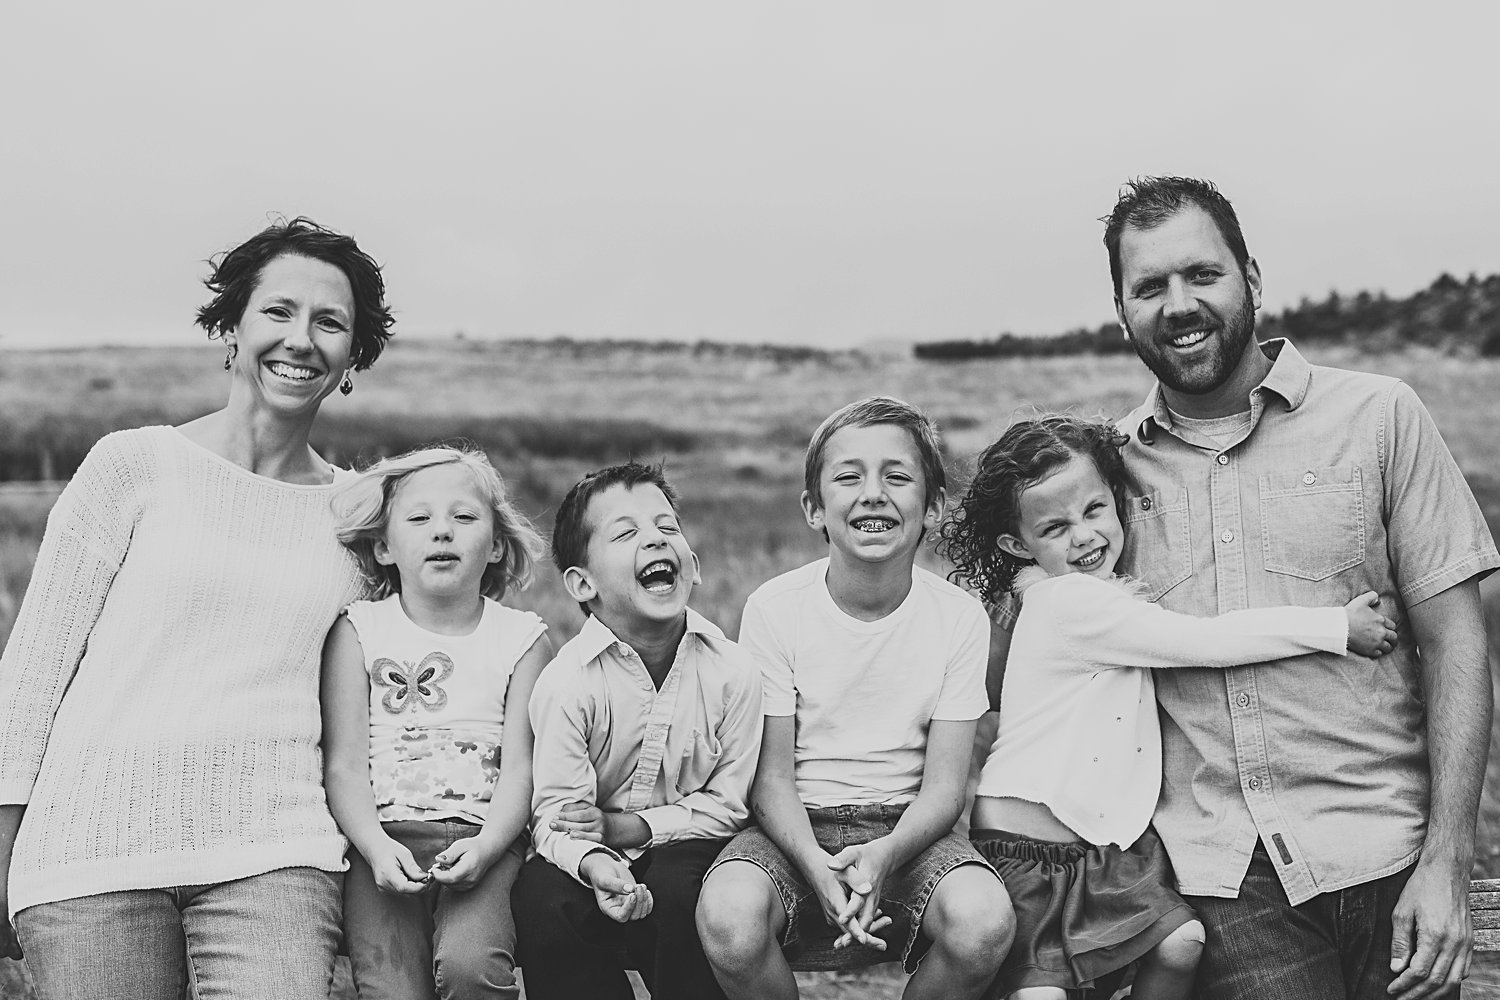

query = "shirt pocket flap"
[1122,487,1192,602]
[1258,463,1365,581]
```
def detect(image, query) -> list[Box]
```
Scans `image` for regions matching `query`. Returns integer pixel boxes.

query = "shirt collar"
[573,607,724,663]
[1132,338,1311,444]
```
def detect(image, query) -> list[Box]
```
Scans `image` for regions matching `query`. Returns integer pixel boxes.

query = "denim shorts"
[707,803,992,973]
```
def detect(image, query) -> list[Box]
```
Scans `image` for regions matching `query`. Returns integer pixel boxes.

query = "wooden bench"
[1473,878,1500,952]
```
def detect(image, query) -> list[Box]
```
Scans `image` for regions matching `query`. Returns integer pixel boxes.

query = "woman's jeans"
[14,866,340,1000]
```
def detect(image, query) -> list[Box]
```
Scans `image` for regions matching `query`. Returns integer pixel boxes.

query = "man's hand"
[579,851,653,923]
[1344,591,1397,658]
[1388,860,1471,998]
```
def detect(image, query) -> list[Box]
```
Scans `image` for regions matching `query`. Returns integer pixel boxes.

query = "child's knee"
[433,950,518,1000]
[924,867,1015,964]
[695,866,784,965]
[1151,918,1205,973]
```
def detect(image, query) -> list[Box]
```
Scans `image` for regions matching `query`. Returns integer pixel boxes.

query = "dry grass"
[1,339,1499,997]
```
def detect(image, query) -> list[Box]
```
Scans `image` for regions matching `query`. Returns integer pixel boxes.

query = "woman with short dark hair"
[0,217,394,999]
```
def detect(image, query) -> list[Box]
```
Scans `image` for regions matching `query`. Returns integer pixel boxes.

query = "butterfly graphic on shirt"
[372,652,454,714]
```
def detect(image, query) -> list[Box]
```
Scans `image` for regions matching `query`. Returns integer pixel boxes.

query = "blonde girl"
[323,445,553,1000]
[939,415,1395,1000]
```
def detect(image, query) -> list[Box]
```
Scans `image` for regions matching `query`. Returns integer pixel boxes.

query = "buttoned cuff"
[637,804,690,847]
[549,835,628,887]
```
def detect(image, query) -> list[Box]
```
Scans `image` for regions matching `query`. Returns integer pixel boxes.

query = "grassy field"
[1,337,1499,997]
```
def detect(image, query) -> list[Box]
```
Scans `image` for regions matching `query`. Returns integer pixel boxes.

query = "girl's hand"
[1345,591,1398,657]
[827,839,897,950]
[579,852,653,923]
[366,837,431,895]
[429,835,503,891]
[549,802,605,843]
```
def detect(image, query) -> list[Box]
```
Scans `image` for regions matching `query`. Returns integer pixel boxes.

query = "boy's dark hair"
[1102,176,1251,298]
[551,461,681,615]
[195,215,396,371]
[939,415,1130,604]
[803,396,946,512]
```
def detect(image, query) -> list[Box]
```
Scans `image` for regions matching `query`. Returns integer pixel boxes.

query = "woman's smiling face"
[226,253,354,416]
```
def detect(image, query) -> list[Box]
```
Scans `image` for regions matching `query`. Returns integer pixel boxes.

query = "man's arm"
[1388,578,1490,999]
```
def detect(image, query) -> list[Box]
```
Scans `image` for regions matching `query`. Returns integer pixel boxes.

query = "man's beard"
[1129,287,1258,397]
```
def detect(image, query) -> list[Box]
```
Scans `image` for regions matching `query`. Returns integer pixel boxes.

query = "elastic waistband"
[970,828,1088,864]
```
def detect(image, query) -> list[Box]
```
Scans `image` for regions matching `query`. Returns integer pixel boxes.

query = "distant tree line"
[915,272,1500,360]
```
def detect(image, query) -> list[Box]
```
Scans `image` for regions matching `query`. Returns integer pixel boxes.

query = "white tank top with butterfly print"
[344,595,547,824]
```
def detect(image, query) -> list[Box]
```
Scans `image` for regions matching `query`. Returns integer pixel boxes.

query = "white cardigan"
[976,571,1348,848]
[0,427,365,915]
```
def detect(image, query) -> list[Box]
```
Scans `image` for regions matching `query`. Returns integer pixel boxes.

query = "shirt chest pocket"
[1122,488,1192,602]
[675,728,724,795]
[1258,464,1365,581]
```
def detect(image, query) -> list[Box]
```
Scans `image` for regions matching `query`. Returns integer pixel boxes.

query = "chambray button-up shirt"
[529,609,763,884]
[1118,339,1498,905]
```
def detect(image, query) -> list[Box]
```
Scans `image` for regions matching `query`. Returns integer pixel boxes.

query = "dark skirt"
[971,826,1195,995]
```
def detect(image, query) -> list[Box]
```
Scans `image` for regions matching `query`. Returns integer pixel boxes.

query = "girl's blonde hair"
[331,445,543,602]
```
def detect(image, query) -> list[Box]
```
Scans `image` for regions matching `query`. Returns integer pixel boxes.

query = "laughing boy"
[513,461,763,1000]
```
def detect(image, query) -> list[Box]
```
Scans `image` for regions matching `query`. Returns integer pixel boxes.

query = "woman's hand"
[428,834,504,892]
[364,836,431,896]
[1345,591,1397,657]
[1,805,24,959]
[0,892,20,961]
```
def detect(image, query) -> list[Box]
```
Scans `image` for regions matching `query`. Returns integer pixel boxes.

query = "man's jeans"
[14,866,341,1000]
[1189,844,1414,1000]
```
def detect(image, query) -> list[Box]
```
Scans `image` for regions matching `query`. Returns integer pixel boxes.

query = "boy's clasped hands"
[821,839,896,951]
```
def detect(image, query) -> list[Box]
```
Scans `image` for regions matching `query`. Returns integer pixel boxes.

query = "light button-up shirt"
[1118,340,1498,905]
[529,609,763,884]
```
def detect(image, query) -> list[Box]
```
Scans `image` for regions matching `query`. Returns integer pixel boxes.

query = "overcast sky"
[4,2,1498,349]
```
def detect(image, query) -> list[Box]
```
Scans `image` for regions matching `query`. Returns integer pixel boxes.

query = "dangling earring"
[223,343,237,370]
[339,371,354,396]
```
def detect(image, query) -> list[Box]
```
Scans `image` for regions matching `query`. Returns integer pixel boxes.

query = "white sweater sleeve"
[0,433,146,803]
[1035,575,1349,672]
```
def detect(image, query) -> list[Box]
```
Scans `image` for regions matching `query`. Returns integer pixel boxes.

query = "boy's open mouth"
[426,552,460,564]
[852,517,897,534]
[638,560,678,593]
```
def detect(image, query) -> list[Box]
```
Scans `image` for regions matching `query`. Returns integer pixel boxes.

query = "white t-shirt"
[739,559,990,808]
[977,571,1348,848]
[346,595,546,825]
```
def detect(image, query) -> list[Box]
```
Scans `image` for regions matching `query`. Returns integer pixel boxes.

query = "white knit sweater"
[0,427,366,916]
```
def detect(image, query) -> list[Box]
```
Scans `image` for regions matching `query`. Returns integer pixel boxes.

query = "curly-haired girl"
[939,414,1396,1000]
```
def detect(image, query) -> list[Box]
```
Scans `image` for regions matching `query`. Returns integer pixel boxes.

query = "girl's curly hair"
[938,414,1131,604]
